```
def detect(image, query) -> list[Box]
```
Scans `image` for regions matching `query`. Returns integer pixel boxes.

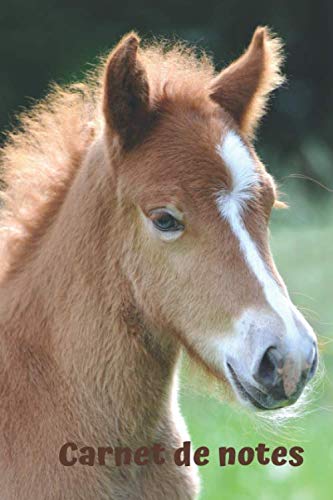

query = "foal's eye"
[152,212,183,232]
[149,209,184,234]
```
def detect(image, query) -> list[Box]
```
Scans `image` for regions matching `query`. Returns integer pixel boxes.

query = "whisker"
[280,173,333,193]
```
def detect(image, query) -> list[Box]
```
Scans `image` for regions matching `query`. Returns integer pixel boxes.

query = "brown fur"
[0,28,284,499]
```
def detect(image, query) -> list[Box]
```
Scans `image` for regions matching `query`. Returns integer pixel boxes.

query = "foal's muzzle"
[224,304,319,411]
[227,338,318,410]
[227,341,318,410]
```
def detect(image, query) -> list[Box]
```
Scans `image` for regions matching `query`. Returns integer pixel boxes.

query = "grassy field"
[180,195,333,500]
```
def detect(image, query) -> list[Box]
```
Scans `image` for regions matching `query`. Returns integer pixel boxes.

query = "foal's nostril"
[254,346,283,388]
[253,341,318,403]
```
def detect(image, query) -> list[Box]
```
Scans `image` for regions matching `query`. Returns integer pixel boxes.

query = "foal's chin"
[205,363,307,414]
[223,367,300,412]
[197,353,315,414]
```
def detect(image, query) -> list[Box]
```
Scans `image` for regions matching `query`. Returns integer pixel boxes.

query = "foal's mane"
[0,41,215,279]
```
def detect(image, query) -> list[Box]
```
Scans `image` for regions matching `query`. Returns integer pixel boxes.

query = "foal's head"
[102,28,318,410]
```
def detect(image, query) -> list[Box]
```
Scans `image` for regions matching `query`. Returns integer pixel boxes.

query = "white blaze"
[216,130,299,336]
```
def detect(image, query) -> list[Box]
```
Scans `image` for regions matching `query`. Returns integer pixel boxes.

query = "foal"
[0,27,317,499]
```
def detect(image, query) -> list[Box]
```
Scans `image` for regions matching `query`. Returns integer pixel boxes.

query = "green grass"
[180,202,333,500]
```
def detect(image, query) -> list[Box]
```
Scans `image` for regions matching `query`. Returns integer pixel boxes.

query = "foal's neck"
[5,139,181,444]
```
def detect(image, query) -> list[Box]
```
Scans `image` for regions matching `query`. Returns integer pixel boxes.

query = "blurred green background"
[1,1,332,499]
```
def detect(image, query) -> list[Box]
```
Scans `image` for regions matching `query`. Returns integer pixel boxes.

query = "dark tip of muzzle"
[253,342,318,406]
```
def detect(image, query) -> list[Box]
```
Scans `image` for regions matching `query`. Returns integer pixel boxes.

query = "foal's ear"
[103,33,151,149]
[210,27,284,139]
